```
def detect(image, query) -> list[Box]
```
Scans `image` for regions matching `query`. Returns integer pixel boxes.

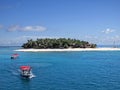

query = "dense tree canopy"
[22,38,97,49]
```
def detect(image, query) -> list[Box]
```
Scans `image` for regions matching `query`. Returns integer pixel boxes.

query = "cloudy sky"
[0,0,120,46]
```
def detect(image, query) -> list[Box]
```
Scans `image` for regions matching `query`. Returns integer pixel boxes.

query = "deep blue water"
[1,47,120,90]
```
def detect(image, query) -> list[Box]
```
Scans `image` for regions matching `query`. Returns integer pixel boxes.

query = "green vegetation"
[22,38,97,49]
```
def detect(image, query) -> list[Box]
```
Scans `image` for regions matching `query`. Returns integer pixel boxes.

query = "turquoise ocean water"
[0,46,120,90]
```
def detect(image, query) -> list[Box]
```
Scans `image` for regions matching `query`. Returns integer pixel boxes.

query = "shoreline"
[14,48,120,52]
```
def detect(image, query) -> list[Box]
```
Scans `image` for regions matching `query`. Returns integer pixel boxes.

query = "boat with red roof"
[20,66,32,78]
[11,54,19,59]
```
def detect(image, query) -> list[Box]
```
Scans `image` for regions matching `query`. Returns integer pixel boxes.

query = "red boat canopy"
[12,54,19,56]
[20,66,31,70]
[14,54,19,55]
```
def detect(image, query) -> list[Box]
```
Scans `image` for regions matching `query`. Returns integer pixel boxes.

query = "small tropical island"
[22,38,97,49]
[15,38,120,52]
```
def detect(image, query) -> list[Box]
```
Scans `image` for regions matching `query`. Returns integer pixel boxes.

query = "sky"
[0,0,120,46]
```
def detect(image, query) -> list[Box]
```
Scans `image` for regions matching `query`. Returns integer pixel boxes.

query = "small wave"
[29,72,36,79]
[11,69,20,76]
[12,72,19,76]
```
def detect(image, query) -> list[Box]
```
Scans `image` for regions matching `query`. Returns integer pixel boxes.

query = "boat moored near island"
[11,54,19,59]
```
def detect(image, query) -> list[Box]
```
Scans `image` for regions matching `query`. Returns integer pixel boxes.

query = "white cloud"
[8,25,47,32]
[102,28,115,34]
[0,24,3,29]
[83,34,120,45]
[21,35,59,40]
[22,26,46,31]
[8,25,20,31]
[94,35,120,45]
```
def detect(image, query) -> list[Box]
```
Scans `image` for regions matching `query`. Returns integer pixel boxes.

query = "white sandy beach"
[15,48,120,52]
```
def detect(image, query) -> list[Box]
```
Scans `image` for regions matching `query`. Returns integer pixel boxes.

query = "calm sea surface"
[0,46,120,90]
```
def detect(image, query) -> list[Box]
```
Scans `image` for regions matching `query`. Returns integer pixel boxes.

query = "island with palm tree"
[22,38,97,49]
